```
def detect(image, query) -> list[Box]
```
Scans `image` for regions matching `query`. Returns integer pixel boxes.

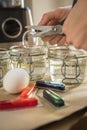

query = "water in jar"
[10,45,47,81]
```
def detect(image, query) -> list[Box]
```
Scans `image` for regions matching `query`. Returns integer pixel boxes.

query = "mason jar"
[0,48,10,86]
[10,45,47,81]
[48,46,87,85]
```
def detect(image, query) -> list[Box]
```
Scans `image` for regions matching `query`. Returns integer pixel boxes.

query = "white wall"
[25,0,73,24]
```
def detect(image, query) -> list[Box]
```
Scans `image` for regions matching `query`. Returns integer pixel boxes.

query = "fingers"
[38,7,72,47]
[58,36,66,46]
[49,35,63,45]
[41,35,57,42]
[41,34,66,46]
[38,11,55,25]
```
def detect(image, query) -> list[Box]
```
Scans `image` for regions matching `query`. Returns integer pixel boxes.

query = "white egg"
[3,68,30,94]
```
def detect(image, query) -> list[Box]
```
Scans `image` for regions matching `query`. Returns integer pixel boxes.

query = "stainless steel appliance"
[0,0,33,45]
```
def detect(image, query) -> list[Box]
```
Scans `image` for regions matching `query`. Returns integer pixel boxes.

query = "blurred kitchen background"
[0,0,73,48]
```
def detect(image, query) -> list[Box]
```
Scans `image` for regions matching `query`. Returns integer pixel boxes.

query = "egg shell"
[3,68,30,94]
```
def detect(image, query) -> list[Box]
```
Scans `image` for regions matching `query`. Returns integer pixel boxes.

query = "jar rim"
[0,48,10,60]
[0,48,9,53]
[10,45,46,56]
[48,46,87,59]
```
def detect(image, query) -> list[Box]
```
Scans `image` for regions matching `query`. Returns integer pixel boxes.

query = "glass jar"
[0,48,10,86]
[48,46,87,85]
[10,45,47,81]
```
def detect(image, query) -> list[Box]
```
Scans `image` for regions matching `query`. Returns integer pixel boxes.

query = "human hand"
[63,0,87,50]
[38,7,71,45]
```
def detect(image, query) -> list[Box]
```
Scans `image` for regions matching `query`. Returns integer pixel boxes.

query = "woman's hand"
[38,6,71,45]
[63,0,87,50]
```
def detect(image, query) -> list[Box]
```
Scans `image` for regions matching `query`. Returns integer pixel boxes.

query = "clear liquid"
[49,59,63,83]
[49,58,86,84]
[11,54,47,81]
